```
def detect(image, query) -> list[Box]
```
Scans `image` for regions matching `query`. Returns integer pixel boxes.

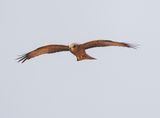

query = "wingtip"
[16,54,28,63]
[128,43,139,49]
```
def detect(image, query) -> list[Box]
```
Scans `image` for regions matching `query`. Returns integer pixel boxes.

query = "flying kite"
[17,39,136,63]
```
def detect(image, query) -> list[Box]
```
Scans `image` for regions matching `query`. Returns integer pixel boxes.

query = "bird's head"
[69,43,79,51]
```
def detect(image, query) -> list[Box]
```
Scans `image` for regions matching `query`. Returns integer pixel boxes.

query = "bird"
[17,39,136,63]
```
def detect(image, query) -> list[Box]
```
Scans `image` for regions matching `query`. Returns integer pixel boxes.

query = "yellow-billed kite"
[17,40,136,63]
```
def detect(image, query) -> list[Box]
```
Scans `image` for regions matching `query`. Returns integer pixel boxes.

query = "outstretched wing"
[17,44,69,63]
[82,40,136,49]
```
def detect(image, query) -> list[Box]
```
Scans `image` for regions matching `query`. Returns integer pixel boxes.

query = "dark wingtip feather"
[16,54,28,63]
[127,43,139,49]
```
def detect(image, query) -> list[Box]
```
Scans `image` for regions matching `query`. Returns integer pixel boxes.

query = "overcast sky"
[0,0,160,118]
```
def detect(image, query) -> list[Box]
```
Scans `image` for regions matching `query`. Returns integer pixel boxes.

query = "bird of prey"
[17,39,136,63]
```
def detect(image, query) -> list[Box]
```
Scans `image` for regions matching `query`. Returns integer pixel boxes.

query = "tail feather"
[77,53,96,61]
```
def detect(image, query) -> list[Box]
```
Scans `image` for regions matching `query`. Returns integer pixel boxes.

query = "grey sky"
[0,0,160,118]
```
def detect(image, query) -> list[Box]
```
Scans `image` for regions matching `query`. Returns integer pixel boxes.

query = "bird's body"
[17,39,136,63]
[69,43,95,61]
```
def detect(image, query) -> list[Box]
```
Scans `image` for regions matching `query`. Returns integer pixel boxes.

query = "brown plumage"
[17,39,136,63]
